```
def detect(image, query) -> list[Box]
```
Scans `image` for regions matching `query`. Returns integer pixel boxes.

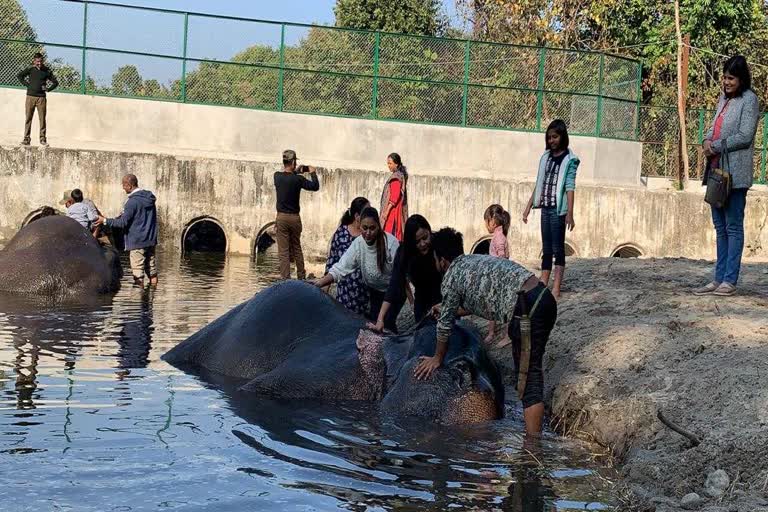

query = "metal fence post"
[181,13,188,102]
[277,24,285,111]
[535,47,546,131]
[461,39,470,126]
[596,54,604,136]
[761,113,768,184]
[634,61,642,140]
[371,32,380,119]
[697,108,704,143]
[80,1,88,94]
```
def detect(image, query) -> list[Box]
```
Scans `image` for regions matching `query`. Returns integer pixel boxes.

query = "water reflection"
[0,251,614,511]
[115,286,154,372]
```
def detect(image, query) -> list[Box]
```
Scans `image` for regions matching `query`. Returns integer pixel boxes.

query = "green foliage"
[183,45,280,108]
[459,0,768,108]
[334,0,447,36]
[111,65,142,96]
[0,0,39,83]
[0,0,36,41]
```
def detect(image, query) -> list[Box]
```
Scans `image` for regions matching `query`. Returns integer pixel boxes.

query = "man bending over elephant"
[413,228,557,436]
[96,174,158,286]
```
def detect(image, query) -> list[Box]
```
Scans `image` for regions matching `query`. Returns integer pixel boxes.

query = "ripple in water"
[0,252,616,511]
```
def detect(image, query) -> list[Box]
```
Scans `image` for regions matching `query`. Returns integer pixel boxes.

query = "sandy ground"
[479,257,767,512]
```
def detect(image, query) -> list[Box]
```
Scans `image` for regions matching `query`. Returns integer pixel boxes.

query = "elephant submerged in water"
[163,280,505,424]
[0,215,122,298]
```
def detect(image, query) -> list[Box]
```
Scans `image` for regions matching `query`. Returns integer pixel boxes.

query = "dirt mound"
[495,258,768,511]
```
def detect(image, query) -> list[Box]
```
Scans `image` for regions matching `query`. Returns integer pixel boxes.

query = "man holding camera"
[274,149,320,280]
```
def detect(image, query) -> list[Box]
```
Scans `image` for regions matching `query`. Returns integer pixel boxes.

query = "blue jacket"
[532,149,579,217]
[106,189,158,250]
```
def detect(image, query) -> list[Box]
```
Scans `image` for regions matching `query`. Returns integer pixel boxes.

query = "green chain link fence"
[0,0,641,140]
[5,0,764,184]
[639,106,768,184]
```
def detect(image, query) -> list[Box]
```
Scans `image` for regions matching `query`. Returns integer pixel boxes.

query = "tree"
[0,0,40,85]
[334,0,448,36]
[457,0,768,108]
[180,44,280,107]
[111,65,143,96]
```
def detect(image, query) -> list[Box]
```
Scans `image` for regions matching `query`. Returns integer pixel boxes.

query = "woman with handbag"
[694,55,760,297]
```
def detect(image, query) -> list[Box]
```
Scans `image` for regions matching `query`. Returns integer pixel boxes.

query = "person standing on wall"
[96,174,159,286]
[522,119,579,300]
[274,150,320,280]
[380,153,408,241]
[694,56,760,297]
[18,52,58,147]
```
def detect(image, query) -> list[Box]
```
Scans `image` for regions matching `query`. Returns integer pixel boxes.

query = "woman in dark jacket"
[367,214,442,332]
[695,55,760,297]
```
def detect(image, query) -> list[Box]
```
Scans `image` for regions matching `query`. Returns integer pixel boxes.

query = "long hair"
[388,152,407,178]
[723,55,752,95]
[402,214,433,277]
[545,119,570,151]
[484,204,510,236]
[360,206,388,273]
[340,196,369,226]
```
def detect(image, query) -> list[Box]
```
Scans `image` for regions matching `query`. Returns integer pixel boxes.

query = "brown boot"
[552,265,565,300]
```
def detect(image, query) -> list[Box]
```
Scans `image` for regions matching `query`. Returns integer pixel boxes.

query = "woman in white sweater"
[314,207,400,326]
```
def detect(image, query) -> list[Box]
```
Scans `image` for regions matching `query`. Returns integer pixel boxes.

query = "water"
[0,252,616,511]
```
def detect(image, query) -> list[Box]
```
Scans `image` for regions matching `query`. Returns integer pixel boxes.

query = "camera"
[298,165,310,173]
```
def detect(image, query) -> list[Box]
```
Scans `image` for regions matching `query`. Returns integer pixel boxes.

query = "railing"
[639,106,768,184]
[0,0,641,141]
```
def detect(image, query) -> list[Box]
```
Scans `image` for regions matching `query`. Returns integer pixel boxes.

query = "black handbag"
[704,140,732,209]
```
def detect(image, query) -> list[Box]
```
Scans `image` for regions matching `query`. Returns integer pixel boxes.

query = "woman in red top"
[380,153,408,241]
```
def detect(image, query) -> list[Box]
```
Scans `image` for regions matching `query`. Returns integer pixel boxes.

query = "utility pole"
[674,1,690,187]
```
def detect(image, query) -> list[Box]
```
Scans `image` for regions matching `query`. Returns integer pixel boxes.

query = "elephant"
[0,215,122,298]
[162,280,505,424]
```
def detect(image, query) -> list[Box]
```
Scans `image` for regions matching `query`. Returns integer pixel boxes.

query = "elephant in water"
[163,280,505,424]
[0,215,122,298]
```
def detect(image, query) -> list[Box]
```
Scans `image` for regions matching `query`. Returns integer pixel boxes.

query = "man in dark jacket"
[18,53,58,147]
[97,174,159,286]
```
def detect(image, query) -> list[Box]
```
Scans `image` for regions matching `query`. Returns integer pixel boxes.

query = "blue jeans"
[711,188,748,285]
[540,207,566,271]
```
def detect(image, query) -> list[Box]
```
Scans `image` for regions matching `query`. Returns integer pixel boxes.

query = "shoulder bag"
[704,139,732,209]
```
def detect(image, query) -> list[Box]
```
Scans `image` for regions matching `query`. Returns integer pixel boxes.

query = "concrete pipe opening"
[182,217,227,253]
[538,242,579,261]
[471,236,492,255]
[22,206,59,228]
[253,222,277,260]
[612,244,643,258]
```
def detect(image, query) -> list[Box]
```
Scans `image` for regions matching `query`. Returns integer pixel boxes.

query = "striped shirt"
[540,152,567,208]
[437,255,535,341]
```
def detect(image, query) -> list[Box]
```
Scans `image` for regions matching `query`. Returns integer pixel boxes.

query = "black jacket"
[18,66,58,97]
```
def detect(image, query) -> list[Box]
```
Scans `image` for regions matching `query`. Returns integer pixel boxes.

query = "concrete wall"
[1,146,767,262]
[0,88,643,187]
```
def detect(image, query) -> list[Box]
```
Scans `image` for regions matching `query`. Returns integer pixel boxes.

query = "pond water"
[0,252,616,511]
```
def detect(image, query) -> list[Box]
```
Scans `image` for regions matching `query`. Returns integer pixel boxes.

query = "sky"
[21,0,463,88]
